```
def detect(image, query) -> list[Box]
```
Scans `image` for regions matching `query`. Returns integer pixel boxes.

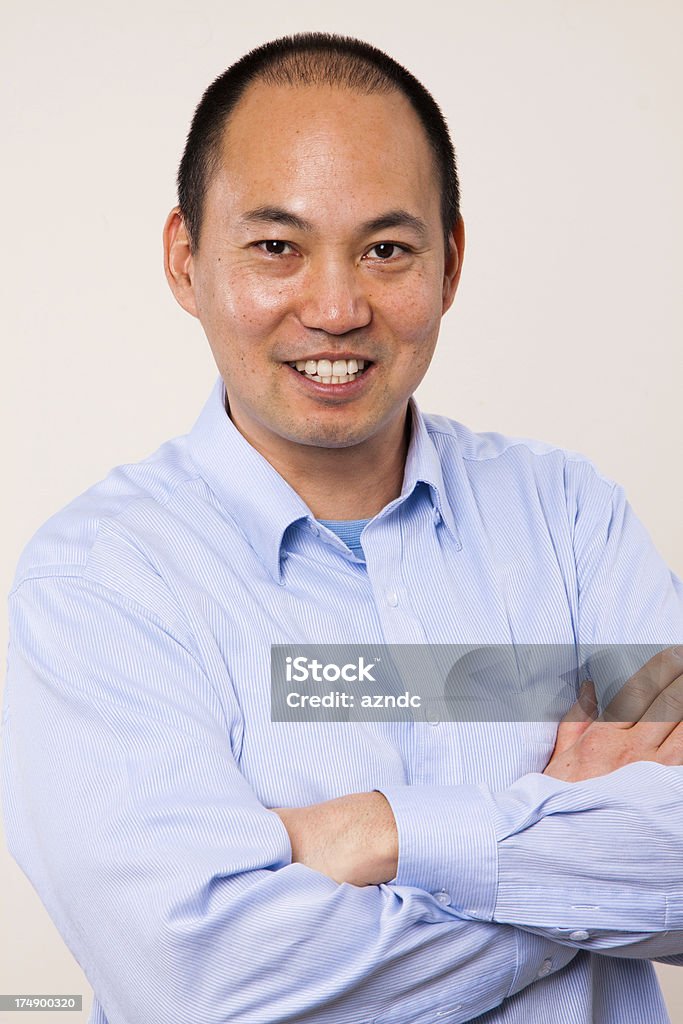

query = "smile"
[287,357,369,384]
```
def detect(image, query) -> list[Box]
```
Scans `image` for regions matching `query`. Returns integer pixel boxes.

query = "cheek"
[239,258,322,308]
[382,274,443,344]
[200,266,293,336]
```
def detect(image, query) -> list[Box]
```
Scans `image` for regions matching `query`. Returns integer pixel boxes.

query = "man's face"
[166,81,462,461]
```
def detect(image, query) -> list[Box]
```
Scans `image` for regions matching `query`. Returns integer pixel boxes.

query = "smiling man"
[3,32,683,1024]
[165,73,461,517]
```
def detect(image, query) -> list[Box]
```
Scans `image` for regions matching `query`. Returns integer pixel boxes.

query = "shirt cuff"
[509,928,578,994]
[374,783,499,920]
[490,768,671,932]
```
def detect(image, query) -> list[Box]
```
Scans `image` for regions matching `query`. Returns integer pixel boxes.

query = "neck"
[226,395,411,520]
[295,421,410,519]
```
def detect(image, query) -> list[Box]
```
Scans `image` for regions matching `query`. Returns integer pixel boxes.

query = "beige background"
[2,0,682,1020]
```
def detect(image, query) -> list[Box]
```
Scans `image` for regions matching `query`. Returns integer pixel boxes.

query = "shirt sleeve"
[2,574,578,1024]
[569,462,683,645]
[379,765,683,959]
[378,462,683,961]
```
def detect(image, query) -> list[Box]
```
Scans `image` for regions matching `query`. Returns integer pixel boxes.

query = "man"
[2,31,683,1024]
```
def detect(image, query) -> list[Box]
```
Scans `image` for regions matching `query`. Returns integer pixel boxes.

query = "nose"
[298,254,372,335]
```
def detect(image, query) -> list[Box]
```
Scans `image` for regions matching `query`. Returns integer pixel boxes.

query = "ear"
[163,206,199,318]
[442,215,465,315]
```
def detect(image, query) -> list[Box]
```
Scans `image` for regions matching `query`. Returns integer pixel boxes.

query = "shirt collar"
[186,375,458,582]
[401,398,459,544]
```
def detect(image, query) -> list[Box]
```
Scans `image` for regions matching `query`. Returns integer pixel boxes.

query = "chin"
[296,431,366,450]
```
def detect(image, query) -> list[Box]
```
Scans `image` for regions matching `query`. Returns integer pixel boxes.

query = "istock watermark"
[270,643,683,723]
[285,655,378,684]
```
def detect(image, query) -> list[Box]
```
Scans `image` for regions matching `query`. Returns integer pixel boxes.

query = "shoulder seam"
[9,571,235,736]
[12,473,207,592]
[426,424,618,485]
[9,566,86,595]
[426,425,568,462]
[8,573,236,739]
[9,573,198,656]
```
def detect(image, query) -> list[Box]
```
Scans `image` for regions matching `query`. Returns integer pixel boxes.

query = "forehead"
[209,81,441,223]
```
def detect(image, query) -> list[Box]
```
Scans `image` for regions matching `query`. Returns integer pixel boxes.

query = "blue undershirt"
[317,517,371,560]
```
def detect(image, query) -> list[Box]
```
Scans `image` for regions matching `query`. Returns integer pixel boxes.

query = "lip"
[284,354,372,363]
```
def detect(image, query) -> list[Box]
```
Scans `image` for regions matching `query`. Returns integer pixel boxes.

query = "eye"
[364,242,408,261]
[254,240,296,256]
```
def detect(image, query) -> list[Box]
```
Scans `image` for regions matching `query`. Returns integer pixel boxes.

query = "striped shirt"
[3,372,683,1024]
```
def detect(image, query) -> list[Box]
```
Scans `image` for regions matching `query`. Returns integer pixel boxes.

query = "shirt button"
[434,889,451,906]
[432,507,442,525]
[386,590,399,607]
[308,522,319,536]
[569,930,589,941]
[536,958,553,978]
[426,703,440,726]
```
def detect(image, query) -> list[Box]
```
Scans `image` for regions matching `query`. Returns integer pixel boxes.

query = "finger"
[656,721,683,765]
[600,647,683,728]
[551,681,597,756]
[631,672,683,746]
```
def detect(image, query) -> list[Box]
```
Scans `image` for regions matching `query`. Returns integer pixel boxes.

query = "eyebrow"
[238,205,430,241]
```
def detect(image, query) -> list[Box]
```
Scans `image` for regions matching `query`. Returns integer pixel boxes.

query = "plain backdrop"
[2,1,682,1020]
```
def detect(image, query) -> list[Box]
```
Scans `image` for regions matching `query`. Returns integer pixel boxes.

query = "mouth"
[286,356,372,385]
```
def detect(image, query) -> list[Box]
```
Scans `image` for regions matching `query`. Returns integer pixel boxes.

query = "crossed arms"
[4,576,683,1024]
[275,649,683,888]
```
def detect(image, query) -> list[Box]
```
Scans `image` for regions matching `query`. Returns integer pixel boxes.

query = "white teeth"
[288,357,369,384]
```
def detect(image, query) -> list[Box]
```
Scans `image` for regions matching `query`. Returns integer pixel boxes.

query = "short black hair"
[177,32,460,259]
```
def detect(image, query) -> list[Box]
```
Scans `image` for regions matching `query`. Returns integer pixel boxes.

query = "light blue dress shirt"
[3,373,683,1024]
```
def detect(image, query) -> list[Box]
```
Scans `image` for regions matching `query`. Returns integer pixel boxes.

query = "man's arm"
[486,464,683,959]
[2,574,579,1024]
[279,651,683,958]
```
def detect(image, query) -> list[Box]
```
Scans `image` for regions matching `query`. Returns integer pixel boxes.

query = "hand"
[544,646,683,782]
[272,791,398,886]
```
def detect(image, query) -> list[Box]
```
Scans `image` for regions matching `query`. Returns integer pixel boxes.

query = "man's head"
[176,33,460,262]
[164,33,465,471]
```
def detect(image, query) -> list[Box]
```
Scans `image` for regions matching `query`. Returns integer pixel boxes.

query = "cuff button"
[537,958,553,978]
